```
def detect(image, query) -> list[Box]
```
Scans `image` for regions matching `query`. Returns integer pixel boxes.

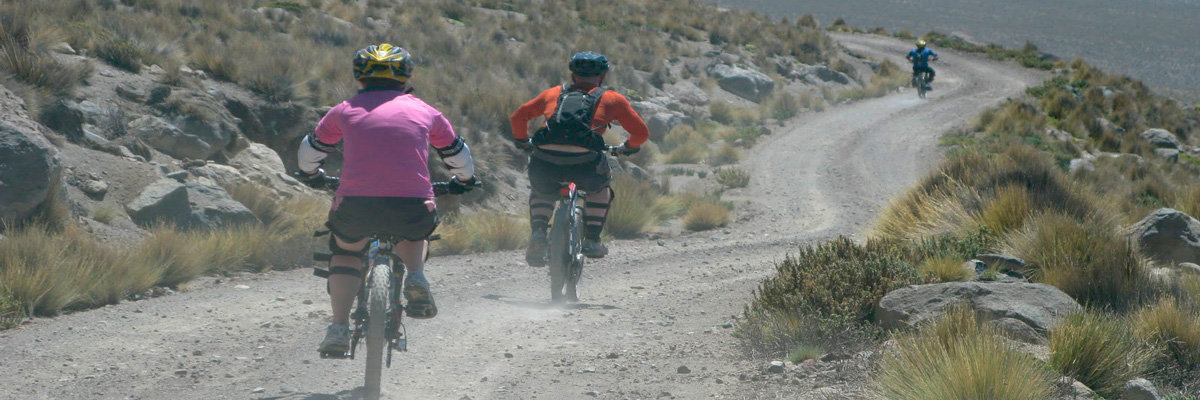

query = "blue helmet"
[569,51,609,77]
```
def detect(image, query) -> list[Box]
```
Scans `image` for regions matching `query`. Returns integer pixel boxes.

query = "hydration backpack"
[532,85,608,151]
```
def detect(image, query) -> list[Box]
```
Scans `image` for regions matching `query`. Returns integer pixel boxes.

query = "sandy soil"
[0,34,1046,400]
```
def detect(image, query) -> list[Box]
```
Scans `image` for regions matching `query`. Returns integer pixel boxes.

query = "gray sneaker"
[526,231,548,267]
[582,239,608,258]
[318,323,350,354]
[403,270,437,319]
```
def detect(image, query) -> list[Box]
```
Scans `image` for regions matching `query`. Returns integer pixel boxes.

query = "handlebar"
[299,172,480,196]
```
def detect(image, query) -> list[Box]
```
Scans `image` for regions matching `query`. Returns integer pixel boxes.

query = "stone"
[974,254,1026,272]
[765,361,785,373]
[1153,147,1180,161]
[1139,128,1180,149]
[665,80,709,106]
[1068,158,1095,174]
[799,65,854,86]
[228,143,307,196]
[128,116,214,161]
[875,282,1081,335]
[1096,117,1125,134]
[0,87,64,223]
[40,100,86,142]
[1123,378,1161,400]
[706,63,775,102]
[126,179,257,230]
[1130,208,1200,265]
[989,317,1045,344]
[632,102,692,142]
[676,365,690,374]
[78,179,109,198]
[115,83,147,103]
[1180,262,1200,275]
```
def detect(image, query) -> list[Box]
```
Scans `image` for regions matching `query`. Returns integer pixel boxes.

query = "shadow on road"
[260,387,364,400]
[482,294,619,310]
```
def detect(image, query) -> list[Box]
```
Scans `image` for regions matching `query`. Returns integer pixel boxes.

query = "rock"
[964,259,986,275]
[665,80,709,106]
[989,317,1045,344]
[819,352,851,362]
[189,164,251,188]
[126,179,257,230]
[229,143,308,196]
[1053,377,1094,400]
[1130,208,1200,265]
[224,99,315,169]
[78,179,109,198]
[1123,378,1161,400]
[632,102,691,142]
[129,116,214,161]
[174,369,187,377]
[1180,262,1200,275]
[1046,128,1074,142]
[1096,117,1125,134]
[49,42,75,54]
[1153,148,1180,161]
[115,83,147,103]
[1139,128,1180,149]
[975,254,1026,272]
[0,88,64,223]
[875,282,1081,335]
[706,63,774,102]
[1068,158,1095,174]
[765,361,785,373]
[166,171,189,182]
[799,65,853,86]
[676,365,691,374]
[40,100,86,142]
[251,387,265,394]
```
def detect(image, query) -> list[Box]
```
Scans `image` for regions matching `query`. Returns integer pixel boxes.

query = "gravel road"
[0,33,1046,400]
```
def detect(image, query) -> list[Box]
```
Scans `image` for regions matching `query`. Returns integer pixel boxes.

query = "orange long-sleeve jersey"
[509,84,650,148]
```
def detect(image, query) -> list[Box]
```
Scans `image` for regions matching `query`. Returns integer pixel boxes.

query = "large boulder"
[0,87,64,224]
[875,282,1081,336]
[126,179,257,230]
[664,80,709,106]
[705,63,774,102]
[1130,208,1200,265]
[133,89,243,160]
[798,65,854,86]
[128,115,213,161]
[632,101,692,143]
[228,143,306,197]
[1139,128,1180,149]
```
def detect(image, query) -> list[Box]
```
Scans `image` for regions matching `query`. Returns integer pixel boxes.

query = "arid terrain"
[0,33,1047,399]
[713,0,1200,101]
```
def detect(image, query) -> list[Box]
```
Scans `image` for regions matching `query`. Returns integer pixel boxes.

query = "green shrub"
[788,344,823,363]
[0,290,24,329]
[714,166,750,188]
[874,305,1054,400]
[1049,311,1156,397]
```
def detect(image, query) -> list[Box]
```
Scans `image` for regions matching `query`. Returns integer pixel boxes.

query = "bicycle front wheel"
[364,262,391,400]
[547,202,574,302]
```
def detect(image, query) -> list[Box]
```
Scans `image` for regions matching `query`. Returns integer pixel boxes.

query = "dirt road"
[0,34,1045,400]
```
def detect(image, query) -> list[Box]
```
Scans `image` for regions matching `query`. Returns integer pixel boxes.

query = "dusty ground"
[0,34,1046,400]
[715,0,1200,101]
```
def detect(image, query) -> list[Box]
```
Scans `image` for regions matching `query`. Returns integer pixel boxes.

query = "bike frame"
[345,239,410,365]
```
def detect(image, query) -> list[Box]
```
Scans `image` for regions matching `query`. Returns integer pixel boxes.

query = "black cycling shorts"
[327,196,438,242]
[527,149,611,195]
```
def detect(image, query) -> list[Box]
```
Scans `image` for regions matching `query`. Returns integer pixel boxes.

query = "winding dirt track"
[0,34,1045,400]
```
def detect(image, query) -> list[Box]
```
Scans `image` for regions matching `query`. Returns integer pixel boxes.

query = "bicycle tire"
[547,201,573,302]
[363,262,391,400]
[564,205,585,302]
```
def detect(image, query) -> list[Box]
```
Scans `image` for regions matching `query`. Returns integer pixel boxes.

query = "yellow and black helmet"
[916,39,927,48]
[352,43,414,83]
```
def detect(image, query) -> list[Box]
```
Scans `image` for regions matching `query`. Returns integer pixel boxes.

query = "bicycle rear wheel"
[364,262,391,400]
[564,205,585,302]
[547,202,574,302]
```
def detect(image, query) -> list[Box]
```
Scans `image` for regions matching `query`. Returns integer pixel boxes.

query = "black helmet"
[569,51,609,77]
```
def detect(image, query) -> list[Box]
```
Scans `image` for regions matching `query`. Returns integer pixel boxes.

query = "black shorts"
[327,196,438,242]
[528,149,611,195]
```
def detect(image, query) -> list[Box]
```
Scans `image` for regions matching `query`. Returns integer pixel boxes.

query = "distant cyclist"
[907,39,939,90]
[508,51,649,266]
[296,43,478,355]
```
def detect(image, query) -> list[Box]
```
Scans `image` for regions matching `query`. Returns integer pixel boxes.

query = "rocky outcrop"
[128,116,212,161]
[1130,208,1200,265]
[797,65,853,86]
[706,63,774,102]
[875,282,1081,336]
[0,87,64,224]
[1139,128,1180,149]
[126,179,256,230]
[228,143,306,197]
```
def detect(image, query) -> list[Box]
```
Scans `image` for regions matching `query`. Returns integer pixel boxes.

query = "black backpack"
[532,84,608,151]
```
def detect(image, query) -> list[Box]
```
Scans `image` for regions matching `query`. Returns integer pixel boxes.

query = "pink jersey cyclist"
[313,89,461,199]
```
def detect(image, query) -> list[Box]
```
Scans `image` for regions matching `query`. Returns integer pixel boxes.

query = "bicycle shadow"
[482,294,619,310]
[259,387,363,400]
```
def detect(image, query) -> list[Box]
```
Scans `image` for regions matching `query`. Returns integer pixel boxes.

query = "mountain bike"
[308,176,478,400]
[545,145,626,303]
[913,70,932,99]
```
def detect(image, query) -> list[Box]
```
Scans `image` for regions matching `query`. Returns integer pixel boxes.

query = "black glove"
[513,138,533,151]
[617,143,641,156]
[446,176,479,194]
[295,168,327,189]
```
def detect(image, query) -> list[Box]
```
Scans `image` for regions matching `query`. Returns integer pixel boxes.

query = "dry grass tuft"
[683,200,730,231]
[708,143,742,166]
[714,166,750,188]
[1132,297,1200,370]
[874,305,1054,400]
[607,175,661,238]
[434,211,528,255]
[1049,310,1156,397]
[919,255,971,282]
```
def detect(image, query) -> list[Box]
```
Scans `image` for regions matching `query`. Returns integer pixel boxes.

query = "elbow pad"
[434,137,475,180]
[298,134,336,172]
